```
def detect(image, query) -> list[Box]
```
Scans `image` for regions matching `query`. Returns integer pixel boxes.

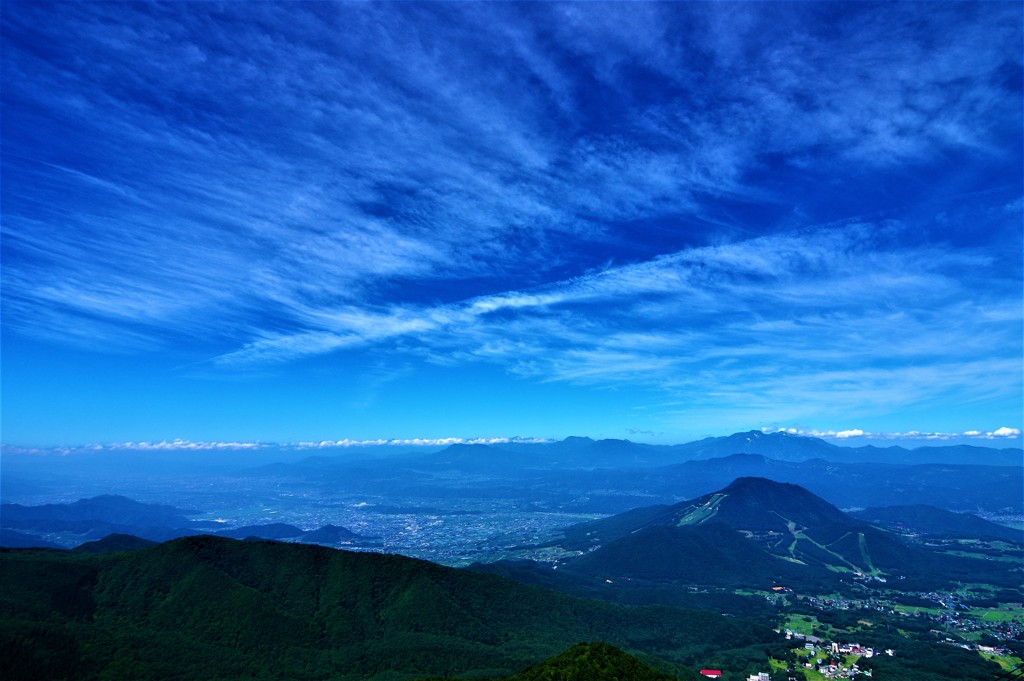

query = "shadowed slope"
[0,535,779,681]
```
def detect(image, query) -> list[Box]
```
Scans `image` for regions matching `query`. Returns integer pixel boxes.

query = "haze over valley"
[3,431,1023,564]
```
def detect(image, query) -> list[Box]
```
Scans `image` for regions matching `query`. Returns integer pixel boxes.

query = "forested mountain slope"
[0,536,781,681]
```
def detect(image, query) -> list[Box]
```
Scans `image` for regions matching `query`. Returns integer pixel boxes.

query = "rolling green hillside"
[0,536,782,681]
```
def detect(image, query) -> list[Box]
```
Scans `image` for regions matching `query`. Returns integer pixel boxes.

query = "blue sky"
[2,1,1022,449]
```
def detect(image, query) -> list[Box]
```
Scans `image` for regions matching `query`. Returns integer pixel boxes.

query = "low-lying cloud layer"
[766,427,1023,442]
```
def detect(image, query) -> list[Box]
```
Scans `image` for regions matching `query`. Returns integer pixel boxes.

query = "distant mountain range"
[242,430,1021,478]
[621,453,1024,512]
[1,494,206,528]
[0,494,215,546]
[486,430,1022,467]
[241,434,1022,514]
[0,495,378,549]
[5,432,1019,526]
[657,430,1022,466]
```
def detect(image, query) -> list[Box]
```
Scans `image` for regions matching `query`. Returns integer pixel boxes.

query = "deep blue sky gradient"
[2,1,1021,448]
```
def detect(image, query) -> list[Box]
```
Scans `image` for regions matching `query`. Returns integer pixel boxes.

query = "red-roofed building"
[700,672,723,679]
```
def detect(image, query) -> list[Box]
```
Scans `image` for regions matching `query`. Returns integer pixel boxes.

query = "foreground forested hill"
[0,536,781,680]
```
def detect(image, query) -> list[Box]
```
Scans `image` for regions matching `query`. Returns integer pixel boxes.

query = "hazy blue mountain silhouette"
[852,505,1023,543]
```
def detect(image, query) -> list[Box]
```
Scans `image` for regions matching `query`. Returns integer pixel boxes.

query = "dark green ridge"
[0,535,780,681]
[503,642,682,681]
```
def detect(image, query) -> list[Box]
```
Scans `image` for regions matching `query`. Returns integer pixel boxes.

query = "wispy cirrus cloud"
[3,2,1018,349]
[1,3,1020,443]
[198,219,1022,430]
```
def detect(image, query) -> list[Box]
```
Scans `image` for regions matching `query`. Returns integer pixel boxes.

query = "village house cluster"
[785,630,895,679]
[800,591,1023,651]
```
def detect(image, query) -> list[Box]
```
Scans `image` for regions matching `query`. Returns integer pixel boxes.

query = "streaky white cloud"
[44,163,149,203]
[200,218,1021,431]
[211,332,360,367]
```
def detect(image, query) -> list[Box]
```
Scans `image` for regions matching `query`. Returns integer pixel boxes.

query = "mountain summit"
[673,430,839,462]
[561,477,850,547]
[657,477,851,532]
